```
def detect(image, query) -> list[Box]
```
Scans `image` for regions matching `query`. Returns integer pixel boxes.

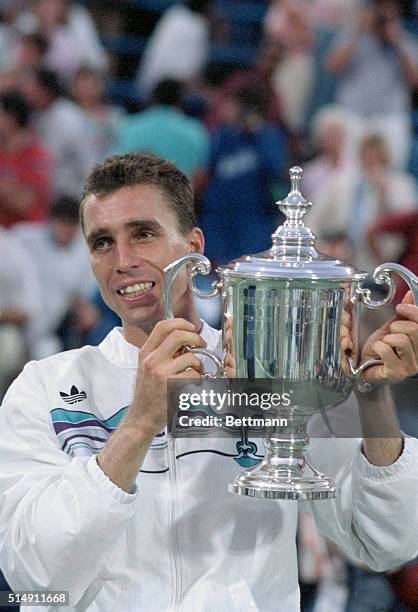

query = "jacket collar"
[98,322,221,369]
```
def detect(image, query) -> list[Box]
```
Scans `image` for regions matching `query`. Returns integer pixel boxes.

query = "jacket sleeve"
[0,361,138,605]
[302,418,418,571]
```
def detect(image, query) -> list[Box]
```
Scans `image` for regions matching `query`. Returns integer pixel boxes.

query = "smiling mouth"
[117,282,155,298]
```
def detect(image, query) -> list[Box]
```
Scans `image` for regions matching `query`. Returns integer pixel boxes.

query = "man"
[0,153,418,611]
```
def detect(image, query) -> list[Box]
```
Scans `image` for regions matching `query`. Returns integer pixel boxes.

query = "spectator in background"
[0,31,49,95]
[0,226,42,399]
[12,196,97,359]
[16,0,108,83]
[307,131,416,273]
[303,105,358,238]
[199,84,288,265]
[347,133,416,272]
[206,37,283,132]
[136,0,211,102]
[116,78,209,189]
[307,128,415,344]
[70,66,124,164]
[263,0,315,137]
[0,91,52,227]
[19,68,97,199]
[325,0,418,169]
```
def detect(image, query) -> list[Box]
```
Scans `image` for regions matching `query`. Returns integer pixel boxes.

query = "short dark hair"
[50,196,80,222]
[0,92,31,127]
[80,153,196,235]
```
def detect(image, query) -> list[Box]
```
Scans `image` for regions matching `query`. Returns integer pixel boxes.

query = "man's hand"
[356,292,417,466]
[97,318,206,492]
[361,291,418,383]
[126,318,206,436]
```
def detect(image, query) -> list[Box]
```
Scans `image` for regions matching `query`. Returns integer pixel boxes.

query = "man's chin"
[127,307,165,331]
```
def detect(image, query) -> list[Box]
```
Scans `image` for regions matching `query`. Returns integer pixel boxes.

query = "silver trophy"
[164,166,418,500]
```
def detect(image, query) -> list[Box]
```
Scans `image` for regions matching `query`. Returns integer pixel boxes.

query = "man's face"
[83,183,203,340]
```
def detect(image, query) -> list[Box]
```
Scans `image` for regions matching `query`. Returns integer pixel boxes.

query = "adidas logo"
[60,385,87,404]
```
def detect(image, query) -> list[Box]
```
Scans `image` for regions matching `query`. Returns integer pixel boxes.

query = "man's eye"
[135,230,155,240]
[93,237,111,250]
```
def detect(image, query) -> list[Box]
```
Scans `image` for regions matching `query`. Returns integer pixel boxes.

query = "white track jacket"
[0,323,418,611]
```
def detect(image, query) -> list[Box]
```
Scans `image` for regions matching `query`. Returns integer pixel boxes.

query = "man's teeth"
[119,282,154,296]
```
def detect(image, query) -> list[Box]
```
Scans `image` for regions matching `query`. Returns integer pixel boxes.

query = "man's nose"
[115,241,141,272]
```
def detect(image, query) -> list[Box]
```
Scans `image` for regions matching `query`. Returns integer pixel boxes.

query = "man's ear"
[187,227,204,254]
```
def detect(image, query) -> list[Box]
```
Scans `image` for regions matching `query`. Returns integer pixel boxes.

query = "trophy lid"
[221,166,367,281]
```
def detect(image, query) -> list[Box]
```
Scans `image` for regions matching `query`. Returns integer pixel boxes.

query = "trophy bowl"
[164,167,418,500]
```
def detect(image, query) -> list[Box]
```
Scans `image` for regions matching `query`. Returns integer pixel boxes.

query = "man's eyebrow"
[125,219,162,232]
[86,219,163,246]
[86,228,108,247]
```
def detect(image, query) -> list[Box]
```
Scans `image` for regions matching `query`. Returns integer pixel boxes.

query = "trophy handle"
[352,263,418,392]
[163,254,224,380]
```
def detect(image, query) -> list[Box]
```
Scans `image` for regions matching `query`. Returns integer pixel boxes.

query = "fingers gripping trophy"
[163,167,418,501]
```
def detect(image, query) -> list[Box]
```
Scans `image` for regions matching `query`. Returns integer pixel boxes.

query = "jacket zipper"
[168,437,181,610]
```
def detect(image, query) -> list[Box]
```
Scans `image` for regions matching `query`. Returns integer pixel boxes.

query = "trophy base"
[228,407,339,500]
[229,416,339,500]
[228,470,338,500]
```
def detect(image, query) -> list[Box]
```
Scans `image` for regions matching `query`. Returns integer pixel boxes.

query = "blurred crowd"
[0,0,417,610]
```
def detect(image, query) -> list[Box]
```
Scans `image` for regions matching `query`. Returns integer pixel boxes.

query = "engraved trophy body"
[164,167,418,500]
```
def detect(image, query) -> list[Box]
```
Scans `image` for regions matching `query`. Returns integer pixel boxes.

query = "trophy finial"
[289,166,303,193]
[276,166,312,224]
[271,165,316,253]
